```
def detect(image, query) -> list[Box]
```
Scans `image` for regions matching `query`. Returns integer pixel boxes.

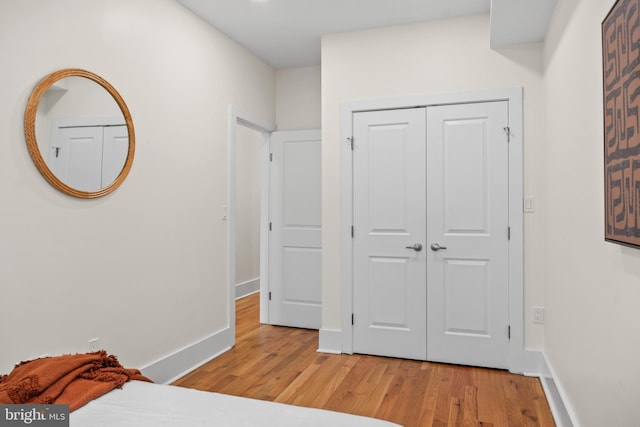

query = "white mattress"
[71,381,402,427]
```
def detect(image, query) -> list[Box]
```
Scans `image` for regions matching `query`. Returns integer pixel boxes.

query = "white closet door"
[426,101,510,369]
[49,126,103,192]
[352,108,427,360]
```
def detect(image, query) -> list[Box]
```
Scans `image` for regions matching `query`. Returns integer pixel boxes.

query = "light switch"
[524,196,535,213]
[524,196,536,213]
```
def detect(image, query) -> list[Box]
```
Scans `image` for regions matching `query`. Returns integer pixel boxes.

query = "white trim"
[538,352,580,427]
[235,278,260,299]
[503,88,534,374]
[236,289,260,301]
[259,127,272,324]
[232,106,277,134]
[340,88,532,372]
[52,116,125,129]
[318,329,342,354]
[228,106,276,335]
[340,102,355,353]
[140,327,233,384]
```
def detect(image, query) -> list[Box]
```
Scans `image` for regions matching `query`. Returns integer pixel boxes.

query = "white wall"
[321,13,547,349]
[0,0,275,376]
[543,0,640,425]
[276,66,321,130]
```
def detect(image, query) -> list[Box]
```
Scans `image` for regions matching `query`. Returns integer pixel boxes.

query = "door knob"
[430,243,447,251]
[405,243,423,252]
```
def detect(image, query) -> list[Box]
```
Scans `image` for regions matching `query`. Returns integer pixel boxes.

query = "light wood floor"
[173,293,555,427]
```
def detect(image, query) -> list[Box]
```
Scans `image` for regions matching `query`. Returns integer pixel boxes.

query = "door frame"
[227,106,276,340]
[340,88,536,374]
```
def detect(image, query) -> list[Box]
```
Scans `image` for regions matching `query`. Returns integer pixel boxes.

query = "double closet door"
[49,123,129,192]
[352,101,510,369]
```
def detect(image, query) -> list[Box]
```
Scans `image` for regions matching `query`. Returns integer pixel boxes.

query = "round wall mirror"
[24,68,135,198]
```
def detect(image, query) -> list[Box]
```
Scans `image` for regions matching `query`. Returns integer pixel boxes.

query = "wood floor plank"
[413,364,441,426]
[385,361,432,425]
[461,384,479,427]
[477,368,511,426]
[173,293,556,427]
[308,355,361,408]
[432,364,457,424]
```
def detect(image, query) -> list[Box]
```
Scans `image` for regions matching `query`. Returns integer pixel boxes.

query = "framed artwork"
[603,0,640,248]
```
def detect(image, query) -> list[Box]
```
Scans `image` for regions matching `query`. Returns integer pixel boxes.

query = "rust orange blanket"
[0,351,152,411]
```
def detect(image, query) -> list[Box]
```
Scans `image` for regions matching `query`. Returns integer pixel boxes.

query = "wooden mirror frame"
[24,68,135,198]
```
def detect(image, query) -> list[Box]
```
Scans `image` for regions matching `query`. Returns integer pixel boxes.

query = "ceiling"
[177,0,557,69]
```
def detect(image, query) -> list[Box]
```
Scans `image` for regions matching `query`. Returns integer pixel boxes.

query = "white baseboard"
[317,328,342,354]
[235,278,260,299]
[140,327,233,384]
[538,352,579,427]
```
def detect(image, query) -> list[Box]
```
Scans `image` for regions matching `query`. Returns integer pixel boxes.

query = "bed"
[72,380,402,426]
[0,352,401,427]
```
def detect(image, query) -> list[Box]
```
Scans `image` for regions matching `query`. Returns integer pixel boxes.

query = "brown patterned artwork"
[603,0,640,248]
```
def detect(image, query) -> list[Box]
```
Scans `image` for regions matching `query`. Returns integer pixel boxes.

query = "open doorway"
[227,107,322,343]
[227,107,275,343]
[234,124,263,339]
[234,125,263,301]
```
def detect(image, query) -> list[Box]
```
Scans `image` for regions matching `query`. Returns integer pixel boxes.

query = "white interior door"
[49,126,103,192]
[352,108,427,360]
[426,101,510,369]
[268,130,322,329]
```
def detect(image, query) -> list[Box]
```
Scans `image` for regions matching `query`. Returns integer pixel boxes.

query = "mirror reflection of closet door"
[49,126,103,192]
[48,124,129,193]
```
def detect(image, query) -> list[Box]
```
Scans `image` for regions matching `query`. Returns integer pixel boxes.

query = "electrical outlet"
[88,338,100,352]
[533,307,544,324]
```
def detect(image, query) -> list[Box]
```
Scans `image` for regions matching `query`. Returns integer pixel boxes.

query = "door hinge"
[269,222,272,231]
[508,226,511,240]
[269,291,272,301]
[351,313,354,325]
[270,152,273,162]
[503,127,511,142]
[508,325,511,339]
[351,226,355,238]
[348,136,354,150]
